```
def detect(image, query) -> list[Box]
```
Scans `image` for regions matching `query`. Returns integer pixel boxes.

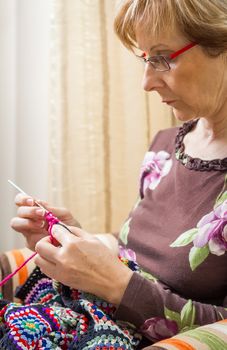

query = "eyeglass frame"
[137,42,197,72]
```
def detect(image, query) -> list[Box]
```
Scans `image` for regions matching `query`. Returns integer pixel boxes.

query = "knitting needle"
[8,179,47,212]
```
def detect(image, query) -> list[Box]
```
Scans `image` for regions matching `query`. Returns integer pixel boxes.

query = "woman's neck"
[183,113,227,160]
[196,116,227,142]
[193,94,227,140]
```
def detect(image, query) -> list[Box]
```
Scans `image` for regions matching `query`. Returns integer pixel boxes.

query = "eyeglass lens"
[147,56,169,71]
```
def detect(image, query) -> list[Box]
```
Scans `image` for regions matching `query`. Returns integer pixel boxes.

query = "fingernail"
[36,209,45,217]
[27,198,34,206]
[40,221,45,228]
[35,220,45,228]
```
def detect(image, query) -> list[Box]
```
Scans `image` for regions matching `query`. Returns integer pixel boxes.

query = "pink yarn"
[0,211,60,288]
[0,252,37,287]
[44,211,60,245]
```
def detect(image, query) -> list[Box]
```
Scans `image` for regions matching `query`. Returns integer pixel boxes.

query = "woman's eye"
[158,52,172,60]
[150,56,161,63]
[163,55,172,62]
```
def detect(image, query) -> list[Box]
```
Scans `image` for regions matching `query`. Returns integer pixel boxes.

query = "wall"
[0,0,52,252]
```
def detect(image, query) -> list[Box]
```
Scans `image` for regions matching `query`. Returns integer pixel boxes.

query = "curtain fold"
[49,0,174,233]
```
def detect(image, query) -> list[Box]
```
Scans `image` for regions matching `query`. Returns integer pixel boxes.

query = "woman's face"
[136,27,227,123]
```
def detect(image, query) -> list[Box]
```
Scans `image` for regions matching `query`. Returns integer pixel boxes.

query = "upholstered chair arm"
[0,248,36,301]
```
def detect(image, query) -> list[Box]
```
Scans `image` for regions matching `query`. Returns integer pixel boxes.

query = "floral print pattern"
[171,189,227,270]
[194,199,227,256]
[141,300,197,342]
[141,317,178,343]
[120,151,173,245]
[140,151,172,196]
[118,246,137,261]
[119,218,132,245]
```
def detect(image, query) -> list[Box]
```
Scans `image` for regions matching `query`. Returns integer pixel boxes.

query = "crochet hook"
[8,179,71,234]
[8,179,71,246]
[8,179,47,212]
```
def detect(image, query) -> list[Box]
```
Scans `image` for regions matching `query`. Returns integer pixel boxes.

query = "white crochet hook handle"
[8,179,47,212]
[8,180,71,235]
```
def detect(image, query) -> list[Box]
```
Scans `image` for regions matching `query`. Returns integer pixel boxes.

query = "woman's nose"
[142,63,164,92]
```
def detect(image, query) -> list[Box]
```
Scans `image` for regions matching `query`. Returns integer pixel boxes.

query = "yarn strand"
[0,252,37,288]
[0,211,60,288]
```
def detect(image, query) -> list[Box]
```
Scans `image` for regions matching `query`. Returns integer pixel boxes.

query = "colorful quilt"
[1,254,227,350]
[0,258,142,350]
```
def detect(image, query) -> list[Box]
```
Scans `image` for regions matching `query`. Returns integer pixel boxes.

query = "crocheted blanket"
[0,257,142,350]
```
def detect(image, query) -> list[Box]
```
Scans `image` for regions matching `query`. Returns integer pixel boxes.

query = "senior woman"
[6,0,227,349]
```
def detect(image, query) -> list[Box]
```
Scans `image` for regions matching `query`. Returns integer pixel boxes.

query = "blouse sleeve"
[114,272,227,338]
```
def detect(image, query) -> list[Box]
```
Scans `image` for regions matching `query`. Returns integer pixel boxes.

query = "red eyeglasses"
[138,42,197,72]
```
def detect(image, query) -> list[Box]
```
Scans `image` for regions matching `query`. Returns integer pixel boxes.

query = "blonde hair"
[114,0,227,56]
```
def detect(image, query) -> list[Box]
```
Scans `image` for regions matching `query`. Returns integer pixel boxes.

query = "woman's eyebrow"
[148,44,169,53]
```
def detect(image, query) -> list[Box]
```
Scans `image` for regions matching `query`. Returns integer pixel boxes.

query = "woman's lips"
[162,100,176,105]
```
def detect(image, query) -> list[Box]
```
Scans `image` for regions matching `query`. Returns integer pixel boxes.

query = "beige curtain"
[49,0,175,233]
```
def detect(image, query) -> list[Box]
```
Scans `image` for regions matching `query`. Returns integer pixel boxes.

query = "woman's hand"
[35,224,133,305]
[11,193,81,251]
[94,233,119,256]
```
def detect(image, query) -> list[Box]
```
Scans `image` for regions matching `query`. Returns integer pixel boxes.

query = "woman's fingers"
[15,193,34,206]
[34,254,56,277]
[12,194,82,252]
[14,194,46,221]
[23,232,48,251]
[15,194,80,228]
[12,205,47,232]
[17,206,45,220]
[52,224,89,243]
[15,194,48,209]
[10,217,46,233]
[52,224,74,245]
[38,203,81,227]
[35,236,58,263]
[67,225,91,239]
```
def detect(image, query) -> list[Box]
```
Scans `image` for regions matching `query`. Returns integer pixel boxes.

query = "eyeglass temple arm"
[170,42,197,59]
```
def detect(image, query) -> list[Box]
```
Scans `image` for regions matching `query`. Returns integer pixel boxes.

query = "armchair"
[0,247,35,301]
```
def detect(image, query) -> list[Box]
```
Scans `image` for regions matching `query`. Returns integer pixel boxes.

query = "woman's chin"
[172,108,195,123]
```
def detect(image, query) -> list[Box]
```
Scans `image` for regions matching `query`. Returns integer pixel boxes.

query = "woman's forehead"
[135,26,187,52]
